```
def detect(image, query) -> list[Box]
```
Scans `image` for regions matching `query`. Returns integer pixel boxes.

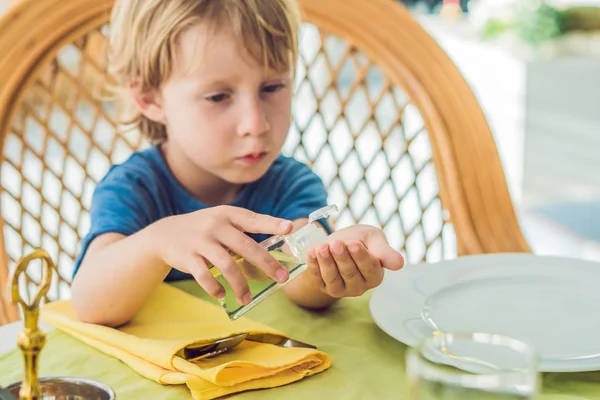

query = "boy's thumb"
[365,230,405,271]
[230,208,293,235]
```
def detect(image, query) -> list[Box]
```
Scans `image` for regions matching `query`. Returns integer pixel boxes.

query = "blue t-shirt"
[73,146,330,281]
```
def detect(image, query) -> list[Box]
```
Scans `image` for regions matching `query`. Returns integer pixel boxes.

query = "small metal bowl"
[6,376,115,400]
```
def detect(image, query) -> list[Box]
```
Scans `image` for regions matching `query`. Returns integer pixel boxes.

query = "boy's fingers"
[188,255,225,299]
[306,249,325,289]
[205,246,251,305]
[330,241,363,294]
[220,227,289,284]
[347,240,383,285]
[316,244,344,297]
[226,207,293,235]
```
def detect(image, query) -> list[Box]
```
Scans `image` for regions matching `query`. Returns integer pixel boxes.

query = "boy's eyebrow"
[184,71,292,91]
[189,78,234,88]
[183,76,241,92]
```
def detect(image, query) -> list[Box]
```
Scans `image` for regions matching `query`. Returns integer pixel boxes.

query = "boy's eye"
[205,93,229,103]
[262,83,285,93]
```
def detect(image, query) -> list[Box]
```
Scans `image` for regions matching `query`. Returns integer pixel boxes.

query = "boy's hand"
[305,225,404,298]
[155,206,293,305]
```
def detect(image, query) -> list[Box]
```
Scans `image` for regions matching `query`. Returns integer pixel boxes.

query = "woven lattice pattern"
[288,25,456,264]
[2,26,147,302]
[1,23,456,303]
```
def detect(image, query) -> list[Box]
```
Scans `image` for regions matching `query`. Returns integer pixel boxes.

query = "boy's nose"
[237,99,270,137]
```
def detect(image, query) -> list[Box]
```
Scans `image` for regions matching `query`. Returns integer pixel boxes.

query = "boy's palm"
[305,225,404,298]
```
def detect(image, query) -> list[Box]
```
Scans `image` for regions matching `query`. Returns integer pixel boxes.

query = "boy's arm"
[71,228,170,327]
[70,164,169,327]
[72,206,294,327]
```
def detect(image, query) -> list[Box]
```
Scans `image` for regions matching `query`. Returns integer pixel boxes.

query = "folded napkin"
[40,283,331,399]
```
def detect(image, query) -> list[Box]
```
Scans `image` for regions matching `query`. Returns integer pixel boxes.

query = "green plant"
[513,3,563,46]
[482,2,600,47]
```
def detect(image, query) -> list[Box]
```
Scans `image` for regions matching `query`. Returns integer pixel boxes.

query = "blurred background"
[0,0,599,301]
[403,0,600,260]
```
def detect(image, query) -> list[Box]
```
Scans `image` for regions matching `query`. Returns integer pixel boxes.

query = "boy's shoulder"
[251,154,328,229]
[248,154,325,205]
[99,146,164,187]
[261,154,318,184]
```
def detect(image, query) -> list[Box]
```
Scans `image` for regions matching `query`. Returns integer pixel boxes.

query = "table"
[1,280,600,399]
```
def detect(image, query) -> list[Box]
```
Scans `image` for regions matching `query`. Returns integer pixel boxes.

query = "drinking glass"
[406,332,540,399]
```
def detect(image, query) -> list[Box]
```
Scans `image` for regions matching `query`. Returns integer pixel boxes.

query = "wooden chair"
[0,0,530,325]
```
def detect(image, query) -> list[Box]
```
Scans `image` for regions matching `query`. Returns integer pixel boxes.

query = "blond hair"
[109,0,302,143]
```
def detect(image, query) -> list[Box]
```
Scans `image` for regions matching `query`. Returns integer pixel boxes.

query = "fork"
[185,333,317,362]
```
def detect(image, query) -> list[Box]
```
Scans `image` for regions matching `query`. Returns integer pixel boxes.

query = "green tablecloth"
[1,280,599,399]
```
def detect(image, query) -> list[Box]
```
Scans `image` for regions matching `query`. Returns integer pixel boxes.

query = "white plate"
[369,253,600,372]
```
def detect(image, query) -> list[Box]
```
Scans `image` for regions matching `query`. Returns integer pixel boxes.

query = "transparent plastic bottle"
[211,205,338,320]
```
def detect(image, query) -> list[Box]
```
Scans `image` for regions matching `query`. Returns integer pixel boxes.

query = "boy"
[71,0,405,327]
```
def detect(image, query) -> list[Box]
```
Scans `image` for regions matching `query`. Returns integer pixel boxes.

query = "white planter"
[418,14,600,207]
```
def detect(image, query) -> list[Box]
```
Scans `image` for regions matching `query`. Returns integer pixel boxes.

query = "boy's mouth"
[236,151,268,166]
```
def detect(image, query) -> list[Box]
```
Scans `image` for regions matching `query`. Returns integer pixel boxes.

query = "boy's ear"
[129,80,166,123]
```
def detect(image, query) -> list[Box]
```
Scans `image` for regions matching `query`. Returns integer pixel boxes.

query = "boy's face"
[138,22,293,185]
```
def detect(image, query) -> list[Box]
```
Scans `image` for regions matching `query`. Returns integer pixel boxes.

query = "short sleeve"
[72,166,157,277]
[272,159,332,233]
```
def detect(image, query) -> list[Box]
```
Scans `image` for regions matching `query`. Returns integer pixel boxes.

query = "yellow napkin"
[40,283,331,399]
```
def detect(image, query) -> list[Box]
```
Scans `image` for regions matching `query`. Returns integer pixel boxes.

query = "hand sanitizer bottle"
[213,205,338,320]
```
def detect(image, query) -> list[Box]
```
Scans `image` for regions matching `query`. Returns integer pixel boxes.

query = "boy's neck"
[158,142,242,205]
